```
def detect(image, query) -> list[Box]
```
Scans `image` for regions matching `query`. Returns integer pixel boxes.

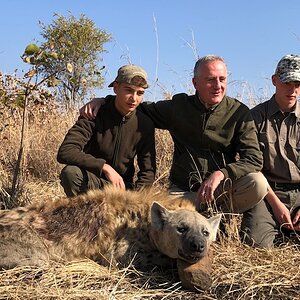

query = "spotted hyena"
[0,186,221,270]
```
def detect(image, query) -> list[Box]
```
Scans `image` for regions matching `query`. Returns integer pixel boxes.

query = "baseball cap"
[108,65,148,88]
[275,54,300,83]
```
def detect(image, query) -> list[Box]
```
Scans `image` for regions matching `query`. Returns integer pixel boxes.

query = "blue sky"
[1,0,300,104]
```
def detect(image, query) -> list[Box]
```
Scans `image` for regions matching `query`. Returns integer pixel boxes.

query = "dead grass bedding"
[0,240,299,299]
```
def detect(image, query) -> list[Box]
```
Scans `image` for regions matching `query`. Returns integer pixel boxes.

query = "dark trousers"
[241,188,300,248]
[59,165,109,197]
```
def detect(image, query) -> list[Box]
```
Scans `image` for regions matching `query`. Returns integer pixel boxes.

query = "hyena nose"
[190,238,205,253]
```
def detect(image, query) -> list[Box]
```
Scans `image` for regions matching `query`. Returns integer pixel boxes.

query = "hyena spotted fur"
[0,185,221,270]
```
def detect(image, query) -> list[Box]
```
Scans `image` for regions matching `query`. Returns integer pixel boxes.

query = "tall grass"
[0,105,174,205]
[1,106,72,206]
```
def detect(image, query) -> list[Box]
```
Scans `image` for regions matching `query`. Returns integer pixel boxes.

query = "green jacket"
[139,93,263,191]
[57,98,156,189]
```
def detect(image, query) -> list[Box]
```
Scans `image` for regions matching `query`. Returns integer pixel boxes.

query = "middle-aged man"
[80,55,268,215]
[241,54,300,248]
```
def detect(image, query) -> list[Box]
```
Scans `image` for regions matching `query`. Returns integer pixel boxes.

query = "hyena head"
[150,202,221,263]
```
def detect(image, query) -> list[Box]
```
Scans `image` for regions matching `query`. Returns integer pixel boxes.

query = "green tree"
[38,13,111,109]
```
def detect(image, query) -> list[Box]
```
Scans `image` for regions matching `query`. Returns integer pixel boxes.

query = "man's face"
[272,75,300,112]
[113,82,145,115]
[192,60,227,107]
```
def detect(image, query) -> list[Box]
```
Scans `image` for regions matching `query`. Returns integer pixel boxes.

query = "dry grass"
[212,243,300,299]
[0,106,300,299]
[0,239,299,299]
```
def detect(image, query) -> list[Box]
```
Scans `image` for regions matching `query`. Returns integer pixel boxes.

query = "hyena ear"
[207,214,222,242]
[151,202,170,231]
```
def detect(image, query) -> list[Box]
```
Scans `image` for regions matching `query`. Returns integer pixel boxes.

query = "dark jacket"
[139,93,263,191]
[57,98,156,189]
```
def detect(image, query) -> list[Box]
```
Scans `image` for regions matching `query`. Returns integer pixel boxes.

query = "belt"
[269,181,300,192]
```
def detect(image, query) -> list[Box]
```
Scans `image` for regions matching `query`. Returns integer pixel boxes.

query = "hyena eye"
[202,229,210,237]
[177,226,187,234]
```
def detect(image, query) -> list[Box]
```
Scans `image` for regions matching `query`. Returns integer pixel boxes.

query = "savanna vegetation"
[0,13,299,300]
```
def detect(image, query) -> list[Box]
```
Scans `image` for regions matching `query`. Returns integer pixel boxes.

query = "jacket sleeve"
[220,106,263,179]
[138,100,174,130]
[251,104,266,133]
[57,116,105,177]
[106,95,175,130]
[135,120,156,188]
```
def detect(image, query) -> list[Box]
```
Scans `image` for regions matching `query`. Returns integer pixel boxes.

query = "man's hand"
[271,199,293,230]
[102,163,125,190]
[79,98,105,120]
[292,207,300,231]
[196,170,225,204]
[265,188,293,230]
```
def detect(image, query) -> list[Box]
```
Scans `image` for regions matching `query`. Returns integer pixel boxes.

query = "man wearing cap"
[57,65,156,197]
[241,54,300,248]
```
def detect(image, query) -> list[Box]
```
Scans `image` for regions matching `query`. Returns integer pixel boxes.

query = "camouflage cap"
[108,64,148,88]
[275,54,300,83]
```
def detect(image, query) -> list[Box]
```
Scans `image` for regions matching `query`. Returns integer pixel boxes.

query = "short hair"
[193,55,225,77]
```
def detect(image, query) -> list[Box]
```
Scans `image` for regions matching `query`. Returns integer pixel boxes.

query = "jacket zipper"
[112,116,126,168]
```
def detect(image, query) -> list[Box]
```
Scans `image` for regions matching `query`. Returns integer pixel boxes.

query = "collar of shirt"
[195,92,219,112]
[268,95,300,118]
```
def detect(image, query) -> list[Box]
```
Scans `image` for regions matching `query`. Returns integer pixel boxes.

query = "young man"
[57,65,156,197]
[241,54,300,248]
[80,55,268,215]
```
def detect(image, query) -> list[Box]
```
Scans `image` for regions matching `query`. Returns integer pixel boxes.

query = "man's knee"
[240,223,275,248]
[241,200,276,248]
[60,165,85,197]
[248,172,269,199]
[232,172,269,213]
[60,165,82,183]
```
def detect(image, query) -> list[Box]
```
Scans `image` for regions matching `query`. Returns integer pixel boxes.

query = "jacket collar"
[194,92,221,111]
[268,95,300,118]
[107,96,137,121]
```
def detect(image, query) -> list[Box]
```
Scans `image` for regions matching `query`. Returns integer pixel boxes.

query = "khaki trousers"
[169,172,268,214]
